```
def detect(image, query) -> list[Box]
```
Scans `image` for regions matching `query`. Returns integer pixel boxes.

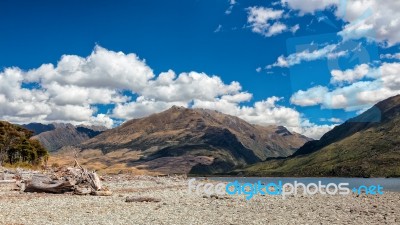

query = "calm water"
[208,177,400,192]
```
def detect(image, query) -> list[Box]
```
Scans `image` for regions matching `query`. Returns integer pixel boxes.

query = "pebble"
[0,175,398,224]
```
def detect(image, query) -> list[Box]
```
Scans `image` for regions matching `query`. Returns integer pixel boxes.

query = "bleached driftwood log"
[23,160,107,195]
[74,159,102,191]
[24,174,74,193]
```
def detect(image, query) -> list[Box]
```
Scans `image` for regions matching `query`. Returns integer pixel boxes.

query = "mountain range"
[77,106,310,174]
[16,94,400,177]
[243,95,400,177]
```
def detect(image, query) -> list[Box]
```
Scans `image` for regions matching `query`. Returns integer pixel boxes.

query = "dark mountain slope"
[21,123,105,152]
[243,95,400,177]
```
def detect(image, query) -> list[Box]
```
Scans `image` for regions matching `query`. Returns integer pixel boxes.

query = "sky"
[1,0,400,139]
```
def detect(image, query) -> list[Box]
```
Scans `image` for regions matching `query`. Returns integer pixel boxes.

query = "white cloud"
[191,96,332,139]
[0,46,154,128]
[267,22,287,36]
[214,24,222,33]
[337,1,400,46]
[27,46,154,92]
[281,0,339,15]
[290,86,329,106]
[295,120,336,140]
[141,70,243,102]
[246,6,288,37]
[328,117,343,123]
[320,117,343,123]
[193,96,300,129]
[0,46,334,138]
[282,0,400,46]
[225,0,237,15]
[330,63,370,84]
[269,44,347,68]
[86,114,114,128]
[112,97,187,120]
[381,53,400,60]
[290,24,300,34]
[291,62,400,111]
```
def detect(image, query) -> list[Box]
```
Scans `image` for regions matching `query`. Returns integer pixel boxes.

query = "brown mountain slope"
[31,124,104,152]
[78,106,310,174]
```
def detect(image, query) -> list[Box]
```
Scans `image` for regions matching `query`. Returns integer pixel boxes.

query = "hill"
[77,106,310,174]
[243,95,400,177]
[21,123,106,152]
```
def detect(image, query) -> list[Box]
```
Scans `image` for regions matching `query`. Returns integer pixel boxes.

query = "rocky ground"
[0,174,399,225]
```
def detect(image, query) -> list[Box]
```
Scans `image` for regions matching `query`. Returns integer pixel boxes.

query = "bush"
[0,121,49,166]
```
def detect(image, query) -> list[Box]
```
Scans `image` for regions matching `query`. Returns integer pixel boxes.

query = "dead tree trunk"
[24,174,74,194]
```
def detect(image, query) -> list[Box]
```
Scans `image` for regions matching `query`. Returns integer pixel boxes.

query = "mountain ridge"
[20,123,107,152]
[243,94,400,177]
[76,106,311,174]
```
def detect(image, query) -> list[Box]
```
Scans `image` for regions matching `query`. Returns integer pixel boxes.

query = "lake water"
[208,177,400,192]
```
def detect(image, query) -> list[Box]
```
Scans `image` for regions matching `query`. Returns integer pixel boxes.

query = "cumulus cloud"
[0,46,334,138]
[246,6,288,37]
[26,46,154,91]
[191,96,332,139]
[0,46,156,128]
[291,62,400,111]
[112,97,187,120]
[141,70,243,102]
[290,86,329,106]
[330,63,370,84]
[295,120,336,140]
[268,44,347,68]
[282,0,400,46]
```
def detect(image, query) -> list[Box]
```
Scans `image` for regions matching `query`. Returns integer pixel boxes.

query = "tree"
[0,121,48,166]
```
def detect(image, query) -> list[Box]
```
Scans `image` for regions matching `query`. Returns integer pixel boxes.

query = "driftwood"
[0,180,18,191]
[92,190,113,196]
[74,186,92,195]
[22,160,109,195]
[24,174,74,194]
[74,160,102,191]
[125,196,161,203]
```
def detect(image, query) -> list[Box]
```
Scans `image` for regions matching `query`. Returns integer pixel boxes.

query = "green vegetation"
[0,121,48,166]
[242,95,400,178]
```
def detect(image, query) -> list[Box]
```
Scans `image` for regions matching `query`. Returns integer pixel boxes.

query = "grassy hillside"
[243,95,400,178]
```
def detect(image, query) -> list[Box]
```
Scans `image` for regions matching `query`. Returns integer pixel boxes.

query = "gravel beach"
[0,175,399,225]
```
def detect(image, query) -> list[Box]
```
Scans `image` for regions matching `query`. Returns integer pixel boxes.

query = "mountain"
[21,123,106,152]
[20,123,56,135]
[0,121,48,166]
[78,106,310,174]
[243,95,400,177]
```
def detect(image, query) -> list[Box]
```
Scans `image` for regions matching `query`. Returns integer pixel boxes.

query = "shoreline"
[0,175,399,224]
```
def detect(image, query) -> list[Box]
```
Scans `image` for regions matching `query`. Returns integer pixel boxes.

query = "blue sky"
[1,0,400,139]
